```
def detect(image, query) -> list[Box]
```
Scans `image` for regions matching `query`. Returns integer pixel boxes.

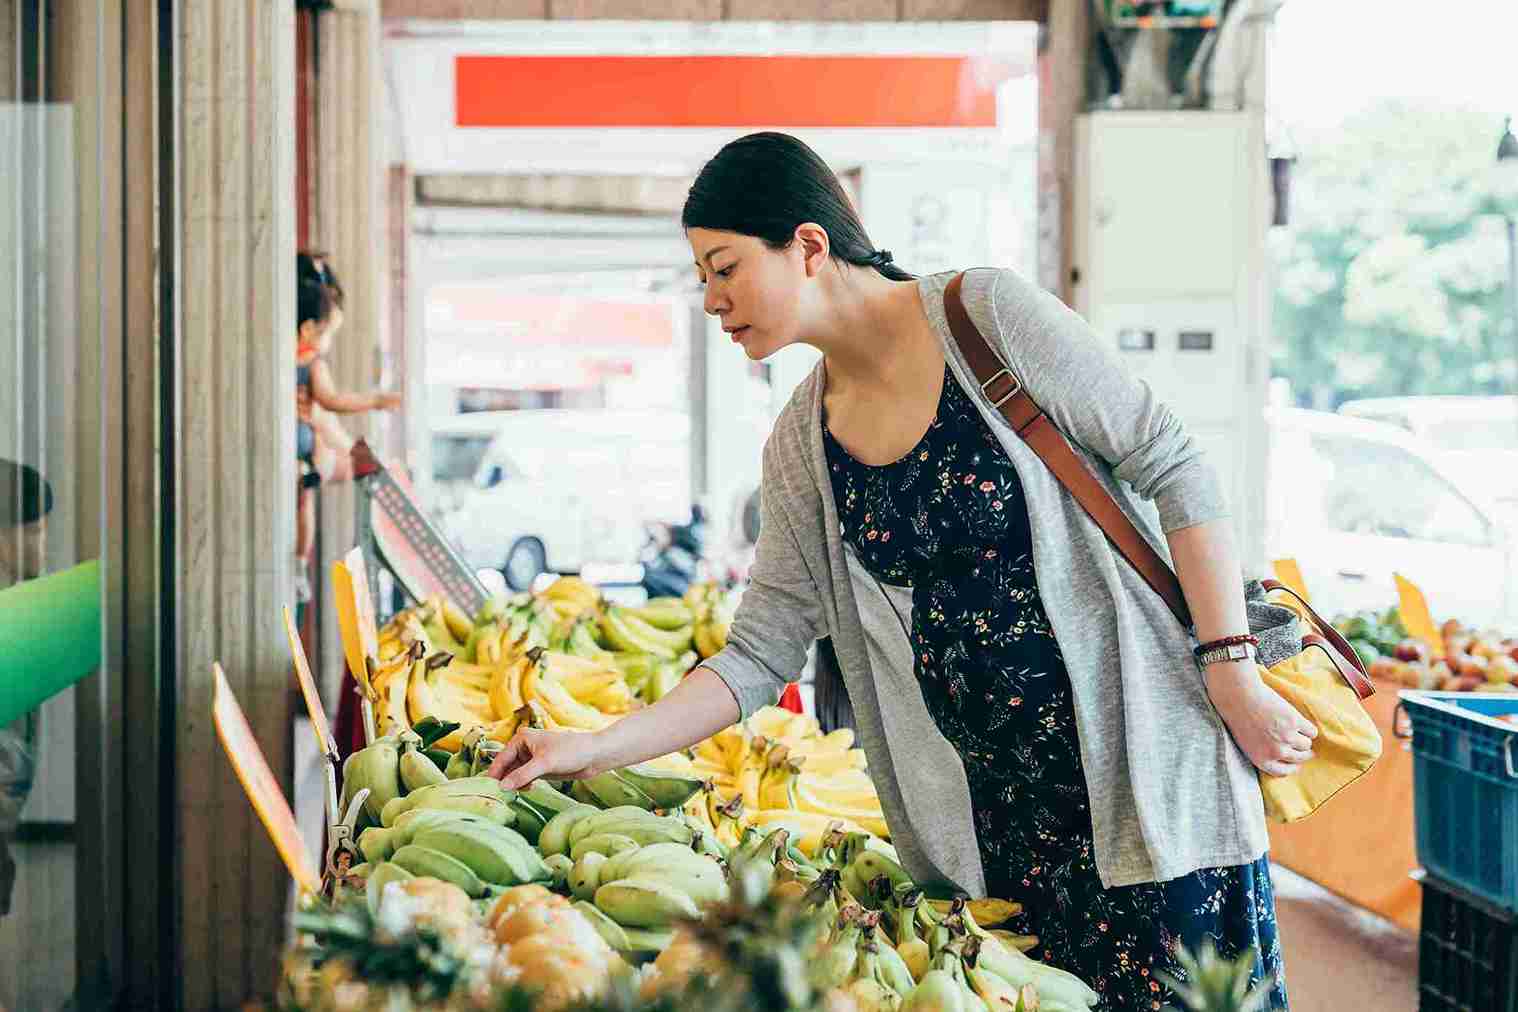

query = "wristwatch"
[1195,641,1258,670]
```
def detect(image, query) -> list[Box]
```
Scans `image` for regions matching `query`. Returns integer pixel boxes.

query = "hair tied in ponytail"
[868,249,894,268]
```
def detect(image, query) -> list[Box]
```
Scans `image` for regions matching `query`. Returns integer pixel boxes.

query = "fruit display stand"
[201,548,1296,1011]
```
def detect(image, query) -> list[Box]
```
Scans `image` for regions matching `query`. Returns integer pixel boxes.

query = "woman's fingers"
[501,753,551,791]
[486,732,531,780]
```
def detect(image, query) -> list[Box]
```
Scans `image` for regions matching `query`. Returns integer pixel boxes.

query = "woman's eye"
[716,265,735,278]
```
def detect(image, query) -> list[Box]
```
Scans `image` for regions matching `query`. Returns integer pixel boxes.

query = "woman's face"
[688,228,811,361]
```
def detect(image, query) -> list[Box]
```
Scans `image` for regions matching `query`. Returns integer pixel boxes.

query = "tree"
[1272,100,1516,408]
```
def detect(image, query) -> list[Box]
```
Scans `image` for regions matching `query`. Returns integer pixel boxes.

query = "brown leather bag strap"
[942,273,1194,629]
[1263,579,1376,699]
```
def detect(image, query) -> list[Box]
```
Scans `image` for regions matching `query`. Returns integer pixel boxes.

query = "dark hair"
[297,250,345,331]
[682,132,915,283]
[0,460,53,526]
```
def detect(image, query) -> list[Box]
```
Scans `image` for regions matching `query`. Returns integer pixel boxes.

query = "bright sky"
[1271,0,1518,128]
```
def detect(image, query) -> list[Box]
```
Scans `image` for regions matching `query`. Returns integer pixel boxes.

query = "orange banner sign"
[455,55,1020,129]
[1270,558,1310,602]
[284,605,337,758]
[212,663,321,896]
[1394,573,1445,657]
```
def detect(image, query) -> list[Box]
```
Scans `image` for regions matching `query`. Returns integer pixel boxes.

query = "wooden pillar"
[1040,0,1089,304]
[174,1,296,1007]
[315,0,386,702]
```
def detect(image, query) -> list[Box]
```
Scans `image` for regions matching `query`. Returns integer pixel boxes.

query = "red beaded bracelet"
[1192,633,1259,660]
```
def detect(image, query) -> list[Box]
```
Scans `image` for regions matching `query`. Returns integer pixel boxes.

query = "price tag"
[1270,559,1311,602]
[331,550,379,698]
[211,663,321,896]
[283,606,337,759]
[1394,573,1445,657]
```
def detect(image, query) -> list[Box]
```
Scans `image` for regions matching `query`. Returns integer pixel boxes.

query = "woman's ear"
[794,222,830,278]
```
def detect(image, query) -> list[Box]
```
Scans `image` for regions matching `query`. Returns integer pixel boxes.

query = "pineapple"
[1158,941,1276,1012]
[280,897,487,1011]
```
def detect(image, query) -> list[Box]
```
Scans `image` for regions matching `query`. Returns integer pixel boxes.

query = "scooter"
[638,504,707,599]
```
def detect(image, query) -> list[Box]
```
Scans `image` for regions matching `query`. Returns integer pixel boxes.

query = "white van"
[1265,407,1514,627]
[435,410,693,589]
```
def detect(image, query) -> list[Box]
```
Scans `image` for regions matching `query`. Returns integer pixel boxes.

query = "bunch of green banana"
[591,840,729,931]
[598,604,695,659]
[505,781,577,845]
[625,596,695,631]
[408,821,549,888]
[838,831,914,908]
[379,775,515,829]
[942,901,1098,1011]
[568,763,706,812]
[808,903,869,992]
[540,803,695,858]
[444,728,483,780]
[646,654,695,703]
[842,917,920,1012]
[341,736,403,823]
[397,730,449,793]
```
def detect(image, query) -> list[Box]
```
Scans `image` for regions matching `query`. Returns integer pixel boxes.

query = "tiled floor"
[1273,863,1419,1012]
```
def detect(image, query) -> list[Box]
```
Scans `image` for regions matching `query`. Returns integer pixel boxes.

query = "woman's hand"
[1205,661,1318,777]
[487,728,609,790]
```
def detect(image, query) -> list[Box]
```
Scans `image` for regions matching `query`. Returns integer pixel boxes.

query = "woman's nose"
[703,285,726,316]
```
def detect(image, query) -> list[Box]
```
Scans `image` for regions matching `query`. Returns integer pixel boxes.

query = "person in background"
[294,252,401,602]
[0,460,52,915]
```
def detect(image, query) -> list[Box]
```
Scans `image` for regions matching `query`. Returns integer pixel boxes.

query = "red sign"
[456,55,1016,129]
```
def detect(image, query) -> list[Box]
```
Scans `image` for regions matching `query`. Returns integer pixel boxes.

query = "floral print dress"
[823,365,1288,1011]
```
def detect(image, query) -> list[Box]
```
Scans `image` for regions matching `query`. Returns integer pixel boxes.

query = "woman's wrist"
[1203,657,1261,692]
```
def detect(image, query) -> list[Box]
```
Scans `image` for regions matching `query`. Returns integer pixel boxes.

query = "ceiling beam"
[416,172,693,215]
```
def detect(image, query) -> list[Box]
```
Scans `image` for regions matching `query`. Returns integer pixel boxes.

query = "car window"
[432,434,494,483]
[1308,432,1493,547]
[1423,418,1518,452]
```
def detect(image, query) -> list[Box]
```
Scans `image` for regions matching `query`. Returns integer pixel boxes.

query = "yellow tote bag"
[1256,583,1382,823]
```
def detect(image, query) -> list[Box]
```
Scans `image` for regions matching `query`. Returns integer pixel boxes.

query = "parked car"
[1264,407,1514,628]
[429,413,509,517]
[1337,396,1518,515]
[436,409,693,590]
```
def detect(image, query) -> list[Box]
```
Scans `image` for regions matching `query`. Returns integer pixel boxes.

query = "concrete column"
[387,164,412,464]
[315,2,386,701]
[174,1,296,1008]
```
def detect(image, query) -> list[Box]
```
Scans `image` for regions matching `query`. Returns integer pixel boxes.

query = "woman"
[490,132,1312,1010]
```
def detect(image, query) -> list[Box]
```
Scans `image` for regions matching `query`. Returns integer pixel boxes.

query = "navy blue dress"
[823,365,1287,1011]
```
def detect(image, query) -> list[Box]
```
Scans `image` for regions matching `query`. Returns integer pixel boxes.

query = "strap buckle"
[981,368,1022,409]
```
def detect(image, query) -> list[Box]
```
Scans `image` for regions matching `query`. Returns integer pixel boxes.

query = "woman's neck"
[810,270,936,395]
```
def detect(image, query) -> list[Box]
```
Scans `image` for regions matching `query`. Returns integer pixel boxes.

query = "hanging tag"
[283,605,337,759]
[1394,573,1445,657]
[331,552,378,699]
[212,663,321,896]
[1270,559,1311,602]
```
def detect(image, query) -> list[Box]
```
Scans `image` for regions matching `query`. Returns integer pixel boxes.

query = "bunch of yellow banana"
[368,593,646,749]
[540,575,601,622]
[685,580,736,660]
[682,705,889,853]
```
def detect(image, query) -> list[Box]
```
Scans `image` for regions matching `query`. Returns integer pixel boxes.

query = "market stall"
[218,563,1193,1012]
